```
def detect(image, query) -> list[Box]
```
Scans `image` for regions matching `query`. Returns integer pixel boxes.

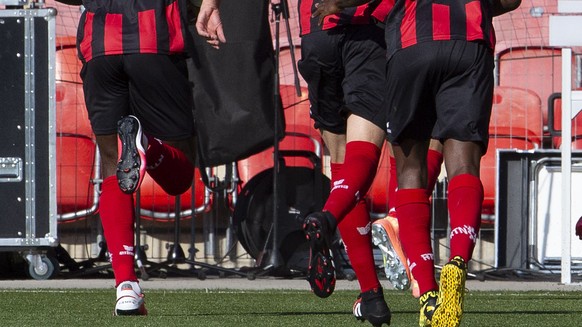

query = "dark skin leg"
[442,139,482,180]
[392,138,430,190]
[96,134,120,180]
[392,138,482,190]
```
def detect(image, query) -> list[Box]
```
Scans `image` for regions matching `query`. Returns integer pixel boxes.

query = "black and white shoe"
[116,115,147,194]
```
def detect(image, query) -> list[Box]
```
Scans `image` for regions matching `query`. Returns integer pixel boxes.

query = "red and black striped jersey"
[385,0,495,58]
[77,0,191,63]
[298,0,393,36]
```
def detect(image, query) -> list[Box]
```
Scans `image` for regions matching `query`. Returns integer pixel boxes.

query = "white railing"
[560,48,582,284]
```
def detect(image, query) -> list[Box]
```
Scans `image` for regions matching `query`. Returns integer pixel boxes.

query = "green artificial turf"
[0,289,580,326]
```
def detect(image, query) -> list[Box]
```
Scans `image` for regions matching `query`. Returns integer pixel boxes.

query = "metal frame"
[560,48,582,283]
[56,134,101,222]
[0,8,57,248]
[138,167,213,220]
[0,7,58,279]
[530,156,582,270]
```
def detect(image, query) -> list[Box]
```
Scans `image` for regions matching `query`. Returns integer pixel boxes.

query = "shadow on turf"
[188,311,349,317]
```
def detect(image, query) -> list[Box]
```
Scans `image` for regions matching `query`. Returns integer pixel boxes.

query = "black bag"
[233,164,331,271]
[189,0,284,168]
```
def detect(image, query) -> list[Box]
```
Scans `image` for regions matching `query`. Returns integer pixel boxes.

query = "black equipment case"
[0,6,58,279]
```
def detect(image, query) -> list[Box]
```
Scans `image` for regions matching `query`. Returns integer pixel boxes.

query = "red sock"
[145,137,194,196]
[426,149,443,196]
[395,188,438,295]
[331,163,380,292]
[388,156,398,214]
[339,200,380,293]
[323,141,381,223]
[448,174,483,261]
[99,176,137,286]
[329,162,342,190]
[389,150,442,213]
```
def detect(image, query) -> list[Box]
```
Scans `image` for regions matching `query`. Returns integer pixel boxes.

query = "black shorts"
[297,24,387,134]
[385,40,494,153]
[80,54,195,140]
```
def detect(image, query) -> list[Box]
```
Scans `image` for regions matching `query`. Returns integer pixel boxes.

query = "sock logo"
[146,154,164,170]
[409,253,433,273]
[331,179,360,201]
[356,221,371,235]
[450,224,478,242]
[420,253,434,261]
[119,245,135,256]
[331,179,349,192]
